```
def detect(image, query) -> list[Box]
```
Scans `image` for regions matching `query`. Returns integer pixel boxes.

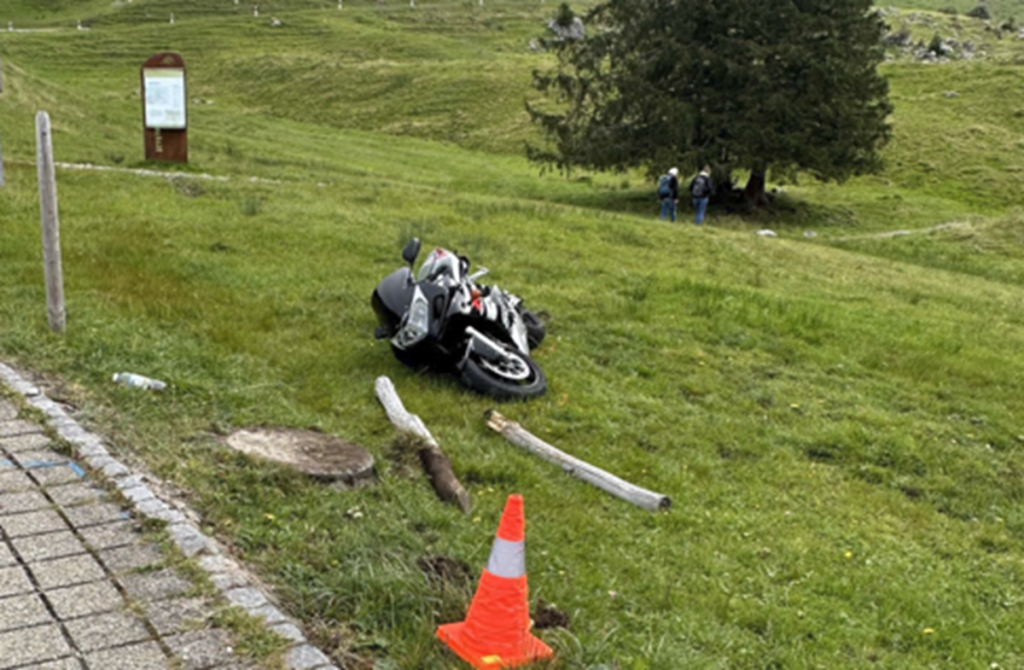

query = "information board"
[143,68,186,129]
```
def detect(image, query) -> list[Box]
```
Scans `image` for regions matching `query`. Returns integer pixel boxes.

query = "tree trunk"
[744,165,770,209]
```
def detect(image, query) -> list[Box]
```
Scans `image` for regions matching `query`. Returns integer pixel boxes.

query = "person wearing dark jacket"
[659,167,680,222]
[689,166,713,225]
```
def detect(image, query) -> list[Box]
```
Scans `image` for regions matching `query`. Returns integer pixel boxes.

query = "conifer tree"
[529,0,893,206]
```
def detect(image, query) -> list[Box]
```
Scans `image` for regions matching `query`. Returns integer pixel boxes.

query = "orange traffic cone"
[437,494,554,669]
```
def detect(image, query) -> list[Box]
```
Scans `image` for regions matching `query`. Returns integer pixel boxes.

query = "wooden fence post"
[0,57,5,187]
[36,112,65,334]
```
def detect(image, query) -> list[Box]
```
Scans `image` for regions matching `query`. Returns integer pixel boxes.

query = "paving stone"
[100,461,130,478]
[0,543,16,567]
[13,450,69,469]
[0,432,52,452]
[47,481,105,507]
[0,401,16,421]
[30,553,106,590]
[30,464,86,487]
[209,569,248,591]
[73,438,109,458]
[0,564,34,597]
[118,568,192,602]
[62,502,129,528]
[83,640,171,670]
[135,498,172,519]
[143,596,215,637]
[137,503,188,524]
[12,530,88,562]
[248,603,288,626]
[119,485,156,504]
[0,490,52,515]
[48,419,94,445]
[167,523,211,557]
[0,622,71,667]
[64,610,153,652]
[197,555,237,573]
[0,371,40,397]
[98,542,164,573]
[112,474,146,489]
[223,587,268,610]
[30,396,66,418]
[84,454,116,471]
[0,508,69,538]
[0,592,53,632]
[20,658,83,670]
[0,468,35,492]
[164,628,237,670]
[0,419,44,438]
[78,520,143,551]
[47,580,125,619]
[284,644,333,670]
[270,622,305,642]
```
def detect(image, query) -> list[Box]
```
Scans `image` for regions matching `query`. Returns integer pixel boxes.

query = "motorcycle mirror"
[402,238,422,267]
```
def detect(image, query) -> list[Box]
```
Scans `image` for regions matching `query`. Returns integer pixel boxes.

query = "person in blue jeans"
[658,167,679,222]
[689,166,713,225]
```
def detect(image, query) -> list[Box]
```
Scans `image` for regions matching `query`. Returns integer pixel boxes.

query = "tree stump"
[224,428,375,485]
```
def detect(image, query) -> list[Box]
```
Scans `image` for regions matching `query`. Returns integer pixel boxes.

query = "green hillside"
[3,2,1024,667]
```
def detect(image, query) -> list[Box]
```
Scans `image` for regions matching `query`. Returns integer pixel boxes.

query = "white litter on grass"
[757,229,777,237]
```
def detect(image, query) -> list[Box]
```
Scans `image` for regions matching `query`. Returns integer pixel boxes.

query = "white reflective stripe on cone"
[486,537,526,579]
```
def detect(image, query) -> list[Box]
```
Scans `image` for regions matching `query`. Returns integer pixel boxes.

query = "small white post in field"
[253,4,259,17]
[170,12,175,24]
[35,112,66,334]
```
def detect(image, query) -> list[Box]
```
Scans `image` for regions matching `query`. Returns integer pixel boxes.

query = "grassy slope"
[3,2,1024,668]
[892,0,1020,21]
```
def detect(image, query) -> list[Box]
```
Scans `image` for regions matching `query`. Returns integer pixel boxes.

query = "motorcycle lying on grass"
[371,238,547,400]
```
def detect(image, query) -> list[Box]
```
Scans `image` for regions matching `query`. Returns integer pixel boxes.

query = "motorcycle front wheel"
[461,344,547,400]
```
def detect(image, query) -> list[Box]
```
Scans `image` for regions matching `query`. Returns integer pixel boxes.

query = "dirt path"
[828,221,968,242]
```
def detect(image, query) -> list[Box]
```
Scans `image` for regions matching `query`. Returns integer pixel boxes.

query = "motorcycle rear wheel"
[520,309,546,349]
[461,345,547,400]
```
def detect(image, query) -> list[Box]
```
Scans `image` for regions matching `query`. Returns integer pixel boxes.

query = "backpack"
[691,175,709,199]
[657,175,672,198]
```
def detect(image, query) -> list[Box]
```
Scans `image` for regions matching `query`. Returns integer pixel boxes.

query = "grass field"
[3,1,1024,668]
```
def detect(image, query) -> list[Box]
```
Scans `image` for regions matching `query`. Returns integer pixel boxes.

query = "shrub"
[967,5,991,20]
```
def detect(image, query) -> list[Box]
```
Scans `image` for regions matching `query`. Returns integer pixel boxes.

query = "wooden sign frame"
[141,52,187,162]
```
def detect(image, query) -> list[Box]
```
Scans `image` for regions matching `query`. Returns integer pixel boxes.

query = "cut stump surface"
[225,428,375,484]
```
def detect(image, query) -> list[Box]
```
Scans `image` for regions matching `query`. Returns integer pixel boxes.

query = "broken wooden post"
[375,377,471,513]
[36,112,65,334]
[0,57,5,187]
[486,410,671,511]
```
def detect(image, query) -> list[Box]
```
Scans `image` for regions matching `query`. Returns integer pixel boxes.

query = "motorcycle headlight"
[393,286,430,349]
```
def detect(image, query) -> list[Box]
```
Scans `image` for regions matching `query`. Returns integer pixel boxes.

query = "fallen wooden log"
[375,377,471,513]
[485,410,671,512]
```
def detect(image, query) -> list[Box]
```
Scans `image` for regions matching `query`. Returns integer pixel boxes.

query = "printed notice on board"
[143,68,186,129]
